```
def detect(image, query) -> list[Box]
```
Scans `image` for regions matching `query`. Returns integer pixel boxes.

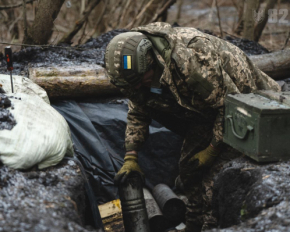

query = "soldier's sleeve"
[186,37,229,146]
[125,100,151,151]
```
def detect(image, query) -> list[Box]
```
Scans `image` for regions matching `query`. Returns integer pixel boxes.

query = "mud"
[210,157,290,231]
[0,93,16,130]
[0,159,98,232]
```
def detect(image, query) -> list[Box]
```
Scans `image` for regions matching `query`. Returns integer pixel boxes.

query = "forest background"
[0,0,289,54]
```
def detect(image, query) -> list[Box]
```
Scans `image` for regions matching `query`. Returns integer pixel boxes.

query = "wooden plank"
[99,199,122,219]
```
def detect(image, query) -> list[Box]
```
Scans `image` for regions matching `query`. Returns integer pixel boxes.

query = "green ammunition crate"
[223,92,290,162]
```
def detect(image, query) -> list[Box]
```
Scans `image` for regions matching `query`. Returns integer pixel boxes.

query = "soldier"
[104,22,280,232]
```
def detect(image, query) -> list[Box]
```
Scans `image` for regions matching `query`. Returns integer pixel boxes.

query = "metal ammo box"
[223,91,290,162]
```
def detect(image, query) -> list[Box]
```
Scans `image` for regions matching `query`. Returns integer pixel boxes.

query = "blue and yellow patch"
[123,55,132,69]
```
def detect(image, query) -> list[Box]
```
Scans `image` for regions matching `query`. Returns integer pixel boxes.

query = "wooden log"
[28,50,290,99]
[29,64,119,99]
[249,49,290,80]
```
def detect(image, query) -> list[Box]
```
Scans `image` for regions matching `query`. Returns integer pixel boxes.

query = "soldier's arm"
[186,37,229,146]
[125,100,151,151]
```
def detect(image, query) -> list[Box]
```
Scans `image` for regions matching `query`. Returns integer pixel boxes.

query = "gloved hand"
[180,144,220,187]
[114,152,144,185]
[187,144,220,173]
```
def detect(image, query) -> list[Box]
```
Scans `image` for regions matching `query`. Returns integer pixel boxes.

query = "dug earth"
[0,28,289,231]
[0,159,98,232]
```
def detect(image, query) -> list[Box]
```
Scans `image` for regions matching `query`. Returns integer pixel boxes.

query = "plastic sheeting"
[52,99,183,204]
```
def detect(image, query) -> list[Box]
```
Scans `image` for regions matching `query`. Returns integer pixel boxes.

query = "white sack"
[0,93,73,169]
[0,74,50,104]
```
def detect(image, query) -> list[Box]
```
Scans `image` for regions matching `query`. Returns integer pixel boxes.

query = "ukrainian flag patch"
[123,55,132,69]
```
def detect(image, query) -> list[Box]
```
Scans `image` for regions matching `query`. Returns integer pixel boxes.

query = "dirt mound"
[211,157,290,231]
[0,159,97,231]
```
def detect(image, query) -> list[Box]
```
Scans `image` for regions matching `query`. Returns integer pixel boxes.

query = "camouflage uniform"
[118,23,280,230]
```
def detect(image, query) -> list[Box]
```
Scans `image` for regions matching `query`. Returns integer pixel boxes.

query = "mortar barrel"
[143,188,168,232]
[152,184,186,222]
[118,175,151,232]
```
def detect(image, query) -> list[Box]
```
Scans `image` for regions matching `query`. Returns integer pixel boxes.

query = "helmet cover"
[105,32,154,87]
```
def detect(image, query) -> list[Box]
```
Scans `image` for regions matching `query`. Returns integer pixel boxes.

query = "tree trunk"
[29,64,118,99]
[254,0,276,42]
[249,49,290,80]
[22,0,65,45]
[243,0,259,40]
[58,0,100,44]
[234,0,245,35]
[1,0,19,40]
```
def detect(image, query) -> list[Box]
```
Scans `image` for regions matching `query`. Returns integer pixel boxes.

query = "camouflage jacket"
[122,22,280,151]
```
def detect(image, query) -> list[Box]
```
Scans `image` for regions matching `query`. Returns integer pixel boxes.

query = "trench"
[0,28,289,232]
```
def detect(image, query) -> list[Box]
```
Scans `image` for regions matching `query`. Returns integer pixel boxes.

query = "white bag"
[0,74,50,104]
[0,93,73,169]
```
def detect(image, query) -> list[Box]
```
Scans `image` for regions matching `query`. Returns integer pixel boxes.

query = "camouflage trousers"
[178,120,241,231]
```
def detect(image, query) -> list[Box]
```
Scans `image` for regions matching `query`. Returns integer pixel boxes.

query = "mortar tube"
[118,175,151,232]
[143,188,168,232]
[152,184,186,223]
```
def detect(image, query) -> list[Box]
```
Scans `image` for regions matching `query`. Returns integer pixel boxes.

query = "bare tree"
[254,0,276,42]
[1,0,19,40]
[22,0,65,45]
[234,0,245,35]
[59,0,101,44]
[243,0,259,40]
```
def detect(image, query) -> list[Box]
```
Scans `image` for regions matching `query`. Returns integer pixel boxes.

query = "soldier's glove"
[114,153,144,185]
[188,144,220,172]
[179,144,220,187]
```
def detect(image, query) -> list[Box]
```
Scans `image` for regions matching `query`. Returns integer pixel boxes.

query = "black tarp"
[52,99,183,204]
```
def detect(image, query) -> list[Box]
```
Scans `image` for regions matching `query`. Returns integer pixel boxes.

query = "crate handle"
[226,115,254,140]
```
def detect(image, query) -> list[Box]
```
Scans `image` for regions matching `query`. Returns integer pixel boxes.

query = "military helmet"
[105,32,154,87]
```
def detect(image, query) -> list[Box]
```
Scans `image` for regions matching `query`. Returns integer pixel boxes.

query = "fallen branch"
[249,49,290,80]
[0,0,36,10]
[58,0,101,44]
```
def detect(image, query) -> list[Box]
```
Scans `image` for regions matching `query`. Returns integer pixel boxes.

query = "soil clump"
[0,93,16,130]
